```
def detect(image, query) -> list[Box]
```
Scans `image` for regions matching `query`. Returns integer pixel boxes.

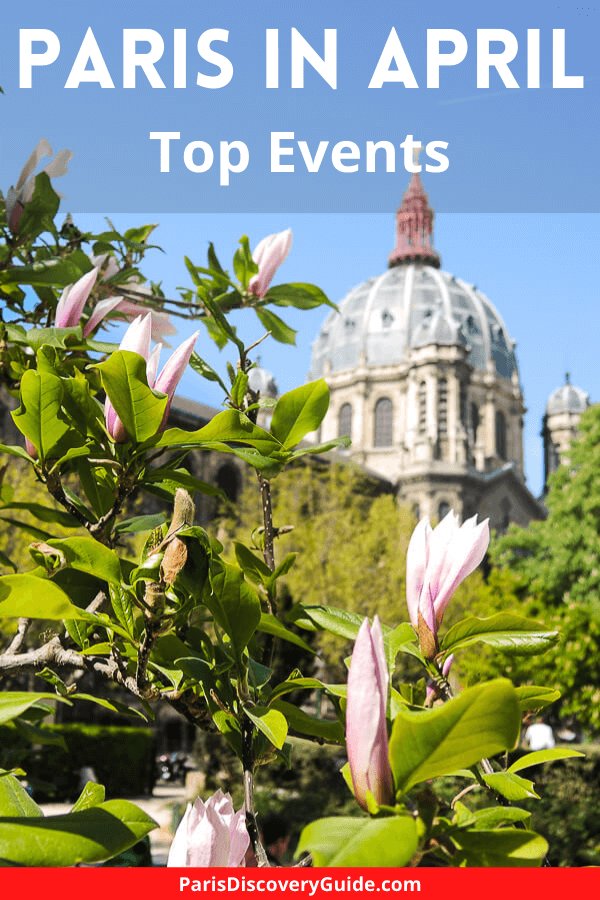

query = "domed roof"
[248,364,278,398]
[546,376,589,415]
[311,172,518,382]
[311,264,518,380]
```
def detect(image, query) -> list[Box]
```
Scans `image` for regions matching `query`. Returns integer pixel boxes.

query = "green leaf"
[25,327,83,351]
[255,307,297,345]
[389,680,521,793]
[71,782,106,812]
[300,604,365,640]
[109,585,136,637]
[440,613,559,655]
[451,828,548,867]
[156,409,281,455]
[0,774,44,818]
[189,353,228,393]
[0,574,88,620]
[96,350,168,442]
[234,542,271,583]
[266,283,336,310]
[268,676,326,702]
[471,807,532,829]
[270,380,330,450]
[114,512,167,534]
[271,699,344,744]
[0,258,86,289]
[18,173,60,240]
[11,368,70,461]
[508,748,584,773]
[233,235,258,289]
[244,705,288,749]
[33,537,122,585]
[0,800,157,866]
[482,771,539,801]
[0,692,71,726]
[257,613,315,654]
[3,502,79,529]
[144,468,226,500]
[0,442,35,461]
[206,563,261,660]
[515,685,561,712]
[296,815,418,866]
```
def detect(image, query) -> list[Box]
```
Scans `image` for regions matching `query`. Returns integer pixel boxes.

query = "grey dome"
[311,265,518,380]
[248,365,278,398]
[546,380,589,415]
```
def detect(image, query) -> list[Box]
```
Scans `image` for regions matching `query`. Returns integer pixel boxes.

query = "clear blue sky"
[77,205,600,498]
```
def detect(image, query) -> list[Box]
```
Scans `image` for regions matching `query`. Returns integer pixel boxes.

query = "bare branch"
[4,618,31,655]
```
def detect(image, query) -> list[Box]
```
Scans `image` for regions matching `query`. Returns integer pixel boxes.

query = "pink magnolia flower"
[167,791,249,867]
[86,253,176,342]
[406,511,489,657]
[5,139,72,233]
[55,269,99,328]
[104,314,199,442]
[248,229,292,298]
[346,616,394,811]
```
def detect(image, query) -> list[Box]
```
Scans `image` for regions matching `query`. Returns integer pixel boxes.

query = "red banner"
[0,868,597,899]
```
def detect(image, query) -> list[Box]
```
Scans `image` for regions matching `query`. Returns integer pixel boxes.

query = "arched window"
[438,501,451,521]
[470,403,480,442]
[459,382,468,427]
[374,397,393,447]
[438,378,448,434]
[338,403,352,440]
[412,503,421,521]
[495,411,507,460]
[418,381,427,435]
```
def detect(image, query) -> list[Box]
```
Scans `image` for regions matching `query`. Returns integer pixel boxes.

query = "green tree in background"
[219,460,488,678]
[459,404,600,733]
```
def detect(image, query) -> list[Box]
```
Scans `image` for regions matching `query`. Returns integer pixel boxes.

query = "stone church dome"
[311,264,518,381]
[546,375,589,415]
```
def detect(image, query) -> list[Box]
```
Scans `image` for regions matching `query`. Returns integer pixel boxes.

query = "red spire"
[389,172,440,269]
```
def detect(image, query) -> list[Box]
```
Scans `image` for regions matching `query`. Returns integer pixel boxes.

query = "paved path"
[40,782,188,866]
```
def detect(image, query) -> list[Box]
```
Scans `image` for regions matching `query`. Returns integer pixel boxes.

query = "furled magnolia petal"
[25,437,38,459]
[146,343,162,389]
[111,299,177,342]
[120,313,152,360]
[83,296,123,336]
[15,139,53,192]
[432,517,489,625]
[442,654,455,678]
[228,808,250,867]
[154,331,199,427]
[55,269,99,328]
[248,229,292,298]
[167,793,248,867]
[346,616,393,810]
[405,511,490,656]
[90,252,121,281]
[406,517,431,628]
[167,803,193,867]
[43,148,73,181]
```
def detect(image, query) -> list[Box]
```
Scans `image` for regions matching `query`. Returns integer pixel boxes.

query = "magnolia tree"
[0,142,582,868]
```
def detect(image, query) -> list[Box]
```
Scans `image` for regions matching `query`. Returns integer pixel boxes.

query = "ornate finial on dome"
[389,171,441,269]
[565,371,571,385]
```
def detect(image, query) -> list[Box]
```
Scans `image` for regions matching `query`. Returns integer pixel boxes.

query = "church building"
[309,173,590,529]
